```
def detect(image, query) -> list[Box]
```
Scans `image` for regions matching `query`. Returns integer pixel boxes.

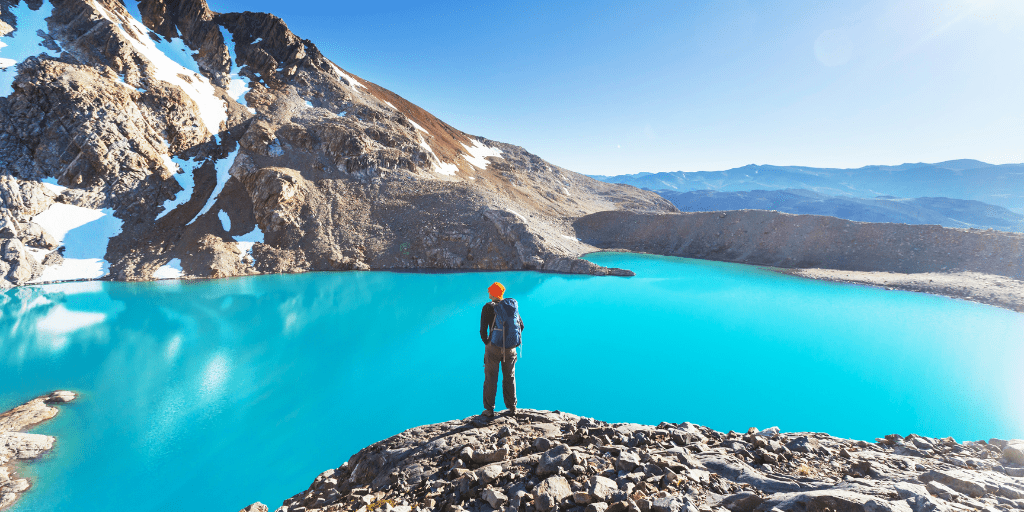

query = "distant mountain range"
[657,189,1024,232]
[588,160,1024,215]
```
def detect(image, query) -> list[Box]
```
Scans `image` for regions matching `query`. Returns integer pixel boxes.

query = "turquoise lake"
[1,252,1022,511]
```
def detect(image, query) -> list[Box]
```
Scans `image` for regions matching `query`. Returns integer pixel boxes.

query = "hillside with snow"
[0,0,673,288]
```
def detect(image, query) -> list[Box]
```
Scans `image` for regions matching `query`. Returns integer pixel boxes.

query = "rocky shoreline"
[238,409,1024,512]
[775,269,1024,313]
[574,210,1024,314]
[0,390,77,511]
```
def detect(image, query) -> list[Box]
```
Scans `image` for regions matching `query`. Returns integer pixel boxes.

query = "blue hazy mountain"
[588,160,1024,214]
[656,189,1024,232]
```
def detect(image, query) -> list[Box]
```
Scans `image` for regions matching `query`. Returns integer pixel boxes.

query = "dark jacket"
[480,300,525,344]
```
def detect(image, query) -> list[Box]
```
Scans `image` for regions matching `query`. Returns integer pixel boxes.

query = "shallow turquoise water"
[1,253,1021,511]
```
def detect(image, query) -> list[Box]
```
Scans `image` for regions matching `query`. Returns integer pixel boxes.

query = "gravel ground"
[777,269,1024,314]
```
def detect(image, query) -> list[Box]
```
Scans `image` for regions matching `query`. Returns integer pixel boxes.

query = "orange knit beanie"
[488,282,505,299]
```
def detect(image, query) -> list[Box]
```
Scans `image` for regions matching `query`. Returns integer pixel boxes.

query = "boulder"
[754,490,912,512]
[917,470,986,498]
[721,492,765,512]
[481,488,507,509]
[1003,441,1024,465]
[237,503,268,512]
[589,475,619,502]
[535,475,571,511]
[475,464,502,485]
[537,444,574,476]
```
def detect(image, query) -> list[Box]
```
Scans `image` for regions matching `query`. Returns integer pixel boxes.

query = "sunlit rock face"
[0,0,675,288]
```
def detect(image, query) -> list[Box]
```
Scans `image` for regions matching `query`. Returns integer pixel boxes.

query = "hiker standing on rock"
[480,282,524,417]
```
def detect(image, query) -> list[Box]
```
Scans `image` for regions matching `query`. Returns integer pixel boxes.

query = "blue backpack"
[489,298,522,348]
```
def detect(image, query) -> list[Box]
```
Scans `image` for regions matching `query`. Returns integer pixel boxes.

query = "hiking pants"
[483,343,517,411]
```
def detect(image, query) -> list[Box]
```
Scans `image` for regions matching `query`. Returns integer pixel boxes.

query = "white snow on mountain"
[153,258,183,279]
[30,203,124,282]
[91,0,227,134]
[462,140,503,169]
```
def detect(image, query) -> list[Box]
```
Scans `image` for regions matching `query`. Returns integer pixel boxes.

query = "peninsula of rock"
[0,390,77,511]
[573,210,1024,312]
[238,409,1024,512]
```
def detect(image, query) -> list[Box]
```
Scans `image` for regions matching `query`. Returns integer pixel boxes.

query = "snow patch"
[219,25,251,104]
[194,146,240,219]
[462,140,503,170]
[435,162,459,176]
[153,258,183,279]
[382,100,396,110]
[30,203,124,282]
[89,0,227,134]
[408,119,427,133]
[156,157,201,220]
[329,63,366,89]
[218,211,231,232]
[234,225,263,263]
[304,100,313,108]
[414,133,459,176]
[338,110,347,117]
[0,0,58,97]
[505,208,528,223]
[560,234,581,242]
[40,177,66,195]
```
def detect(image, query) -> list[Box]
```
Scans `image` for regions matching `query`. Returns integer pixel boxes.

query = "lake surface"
[1,253,1021,511]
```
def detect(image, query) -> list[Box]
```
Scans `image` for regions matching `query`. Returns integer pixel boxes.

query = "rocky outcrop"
[240,410,1024,512]
[0,390,77,511]
[0,0,673,288]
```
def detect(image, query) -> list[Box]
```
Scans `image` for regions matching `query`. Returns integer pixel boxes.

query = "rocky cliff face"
[239,409,1024,512]
[573,211,1024,280]
[0,0,674,289]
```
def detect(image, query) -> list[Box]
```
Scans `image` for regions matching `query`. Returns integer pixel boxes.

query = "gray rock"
[533,437,554,452]
[754,490,912,512]
[537,445,572,476]
[481,488,507,509]
[699,455,808,493]
[585,503,609,512]
[917,470,987,498]
[721,492,765,512]
[535,475,571,511]
[616,450,641,472]
[476,464,503,485]
[924,480,960,501]
[1003,441,1024,465]
[471,447,509,465]
[652,496,695,512]
[786,436,823,454]
[238,503,269,512]
[589,475,619,502]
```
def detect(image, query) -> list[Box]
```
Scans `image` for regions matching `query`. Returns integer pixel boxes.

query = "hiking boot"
[481,409,494,417]
[507,407,517,416]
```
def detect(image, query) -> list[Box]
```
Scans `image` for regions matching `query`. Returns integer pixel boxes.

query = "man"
[480,281,524,417]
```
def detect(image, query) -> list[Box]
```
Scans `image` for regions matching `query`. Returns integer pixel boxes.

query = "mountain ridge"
[588,161,1024,214]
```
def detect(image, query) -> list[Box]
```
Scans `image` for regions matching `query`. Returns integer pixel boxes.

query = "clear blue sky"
[210,0,1024,175]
